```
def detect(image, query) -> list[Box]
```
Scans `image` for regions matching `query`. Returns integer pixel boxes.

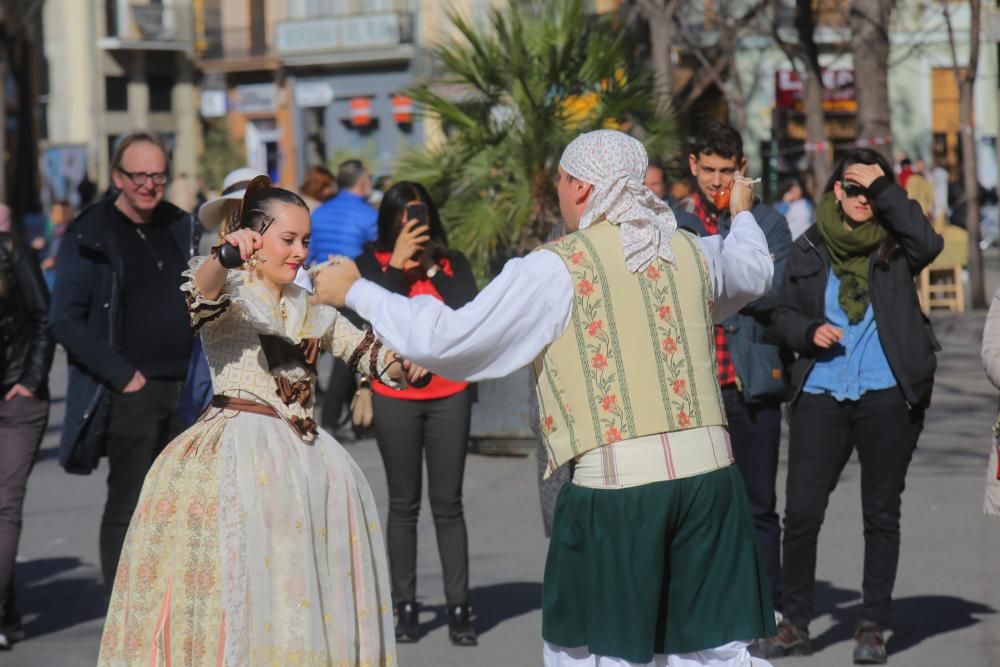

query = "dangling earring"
[244,250,266,281]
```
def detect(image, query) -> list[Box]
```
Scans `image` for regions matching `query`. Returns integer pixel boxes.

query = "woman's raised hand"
[389,218,430,269]
[221,229,263,263]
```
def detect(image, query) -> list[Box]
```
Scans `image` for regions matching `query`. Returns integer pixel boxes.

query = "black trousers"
[723,387,783,612]
[782,388,922,631]
[373,390,472,606]
[0,394,48,613]
[321,357,356,432]
[100,379,184,600]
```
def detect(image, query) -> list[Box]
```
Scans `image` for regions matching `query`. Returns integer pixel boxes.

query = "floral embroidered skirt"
[98,412,396,666]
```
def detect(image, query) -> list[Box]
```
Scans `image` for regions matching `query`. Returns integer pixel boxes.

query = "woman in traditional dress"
[98,177,418,666]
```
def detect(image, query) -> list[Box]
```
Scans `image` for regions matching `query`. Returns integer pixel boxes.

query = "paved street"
[8,306,1000,666]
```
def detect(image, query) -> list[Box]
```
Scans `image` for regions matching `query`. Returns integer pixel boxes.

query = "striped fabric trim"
[572,426,733,489]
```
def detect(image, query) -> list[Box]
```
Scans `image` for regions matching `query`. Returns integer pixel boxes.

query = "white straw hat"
[198,167,267,231]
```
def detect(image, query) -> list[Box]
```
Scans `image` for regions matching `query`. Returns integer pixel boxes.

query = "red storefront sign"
[391,95,413,124]
[775,69,856,113]
[350,97,373,126]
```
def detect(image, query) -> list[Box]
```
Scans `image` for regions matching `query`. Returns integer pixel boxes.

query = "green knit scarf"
[816,192,887,324]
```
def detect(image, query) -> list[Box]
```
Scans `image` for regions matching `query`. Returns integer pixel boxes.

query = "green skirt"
[541,465,775,663]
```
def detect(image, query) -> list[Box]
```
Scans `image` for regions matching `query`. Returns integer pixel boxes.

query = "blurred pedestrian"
[369,175,395,208]
[299,165,337,211]
[896,156,913,188]
[669,177,692,203]
[763,149,943,663]
[313,129,777,666]
[681,122,792,622]
[307,159,376,265]
[931,156,950,225]
[773,175,815,240]
[904,159,935,220]
[39,200,73,290]
[644,157,668,200]
[981,286,1000,517]
[48,132,199,600]
[309,160,378,432]
[0,206,53,650]
[645,159,704,234]
[355,181,479,645]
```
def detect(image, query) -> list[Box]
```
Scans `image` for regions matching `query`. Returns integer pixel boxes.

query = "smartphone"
[405,202,429,227]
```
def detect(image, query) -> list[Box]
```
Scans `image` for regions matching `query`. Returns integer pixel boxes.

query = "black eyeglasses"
[840,181,868,199]
[118,168,168,187]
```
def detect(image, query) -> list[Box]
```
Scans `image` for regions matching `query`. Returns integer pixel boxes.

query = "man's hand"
[812,323,843,349]
[729,177,757,216]
[310,258,362,308]
[4,384,34,401]
[122,371,146,394]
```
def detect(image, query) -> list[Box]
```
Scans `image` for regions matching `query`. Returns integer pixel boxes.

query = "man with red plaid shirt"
[679,123,793,623]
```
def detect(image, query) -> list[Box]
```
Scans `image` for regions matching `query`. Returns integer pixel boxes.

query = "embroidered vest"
[534,222,726,473]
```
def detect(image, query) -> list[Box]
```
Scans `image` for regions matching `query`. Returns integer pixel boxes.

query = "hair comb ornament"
[217,175,275,269]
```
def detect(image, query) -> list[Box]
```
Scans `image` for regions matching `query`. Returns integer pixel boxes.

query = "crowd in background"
[1,122,999,662]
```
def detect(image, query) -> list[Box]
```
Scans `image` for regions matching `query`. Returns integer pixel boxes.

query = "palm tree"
[397,0,675,279]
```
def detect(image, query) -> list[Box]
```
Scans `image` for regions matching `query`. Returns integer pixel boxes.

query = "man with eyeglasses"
[49,131,199,601]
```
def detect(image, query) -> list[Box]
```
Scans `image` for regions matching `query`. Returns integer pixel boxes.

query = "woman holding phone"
[356,181,480,646]
[762,149,942,663]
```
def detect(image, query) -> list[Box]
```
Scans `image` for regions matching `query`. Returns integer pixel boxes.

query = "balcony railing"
[275,11,414,58]
[103,2,194,48]
[199,26,273,61]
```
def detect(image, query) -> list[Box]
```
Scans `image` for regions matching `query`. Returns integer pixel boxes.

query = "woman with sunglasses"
[355,181,480,646]
[761,149,943,663]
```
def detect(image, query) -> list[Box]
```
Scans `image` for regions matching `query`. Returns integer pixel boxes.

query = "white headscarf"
[559,130,677,273]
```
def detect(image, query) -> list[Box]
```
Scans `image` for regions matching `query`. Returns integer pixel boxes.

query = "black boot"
[394,601,420,643]
[447,603,478,646]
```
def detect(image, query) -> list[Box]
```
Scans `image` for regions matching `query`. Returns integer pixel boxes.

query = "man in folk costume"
[313,130,777,666]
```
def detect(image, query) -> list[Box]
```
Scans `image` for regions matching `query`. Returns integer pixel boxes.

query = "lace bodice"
[181,257,396,441]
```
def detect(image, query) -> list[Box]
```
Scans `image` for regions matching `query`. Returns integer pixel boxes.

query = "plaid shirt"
[683,192,738,388]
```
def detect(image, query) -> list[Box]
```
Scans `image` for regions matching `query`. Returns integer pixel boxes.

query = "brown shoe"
[853,622,887,664]
[755,620,812,658]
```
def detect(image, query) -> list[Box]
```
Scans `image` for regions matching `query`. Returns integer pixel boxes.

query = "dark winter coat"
[768,178,944,409]
[48,198,199,474]
[0,234,54,396]
[678,202,794,403]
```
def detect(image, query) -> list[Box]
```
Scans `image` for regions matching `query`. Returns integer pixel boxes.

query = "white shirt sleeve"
[695,210,774,323]
[345,250,574,382]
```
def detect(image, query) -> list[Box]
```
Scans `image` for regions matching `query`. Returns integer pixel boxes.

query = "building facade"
[736,2,999,191]
[43,0,200,197]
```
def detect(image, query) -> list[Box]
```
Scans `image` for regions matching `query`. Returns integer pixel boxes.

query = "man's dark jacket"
[48,197,198,474]
[768,178,943,409]
[677,202,793,403]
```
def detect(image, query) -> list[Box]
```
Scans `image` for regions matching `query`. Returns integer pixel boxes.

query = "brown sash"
[208,395,318,439]
[210,395,280,419]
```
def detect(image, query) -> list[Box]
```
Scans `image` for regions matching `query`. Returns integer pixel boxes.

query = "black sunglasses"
[840,181,868,199]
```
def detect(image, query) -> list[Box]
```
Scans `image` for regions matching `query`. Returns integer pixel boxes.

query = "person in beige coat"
[980,286,1000,516]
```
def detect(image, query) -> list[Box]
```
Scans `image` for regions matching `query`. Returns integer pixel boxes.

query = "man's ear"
[688,154,698,177]
[576,181,593,206]
[739,156,748,175]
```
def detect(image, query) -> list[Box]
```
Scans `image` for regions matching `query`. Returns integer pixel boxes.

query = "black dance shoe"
[394,601,420,643]
[447,603,478,646]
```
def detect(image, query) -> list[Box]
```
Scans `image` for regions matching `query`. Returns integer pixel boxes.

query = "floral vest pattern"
[534,222,727,473]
